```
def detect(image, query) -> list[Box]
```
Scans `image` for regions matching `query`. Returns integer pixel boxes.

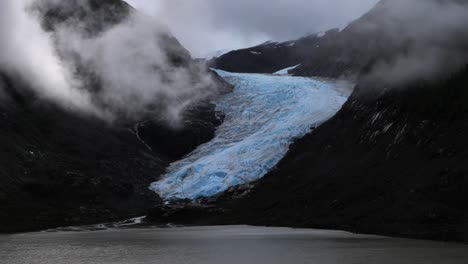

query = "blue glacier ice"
[150,70,350,200]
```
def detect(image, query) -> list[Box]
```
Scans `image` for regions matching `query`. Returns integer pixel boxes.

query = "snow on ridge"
[317,31,326,38]
[151,70,349,200]
[262,40,276,45]
[273,64,301,76]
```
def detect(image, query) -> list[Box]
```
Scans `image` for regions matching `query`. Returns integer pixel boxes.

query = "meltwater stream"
[151,70,350,200]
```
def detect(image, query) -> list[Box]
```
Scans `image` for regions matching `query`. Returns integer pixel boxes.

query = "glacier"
[150,70,350,200]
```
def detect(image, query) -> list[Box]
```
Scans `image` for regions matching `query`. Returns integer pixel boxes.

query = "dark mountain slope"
[208,4,386,78]
[208,4,387,77]
[0,0,229,232]
[207,0,397,77]
[0,74,165,232]
[289,0,402,78]
[207,0,395,77]
[207,29,340,75]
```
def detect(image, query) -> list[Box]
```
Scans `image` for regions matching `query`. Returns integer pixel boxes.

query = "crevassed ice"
[150,70,350,200]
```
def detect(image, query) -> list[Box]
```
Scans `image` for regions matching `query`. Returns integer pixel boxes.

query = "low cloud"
[0,0,96,113]
[0,0,220,125]
[125,0,379,57]
[361,0,468,86]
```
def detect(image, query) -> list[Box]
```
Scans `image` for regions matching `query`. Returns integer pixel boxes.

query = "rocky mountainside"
[0,0,230,232]
[220,0,468,242]
[210,66,468,242]
[151,0,468,242]
[154,65,468,243]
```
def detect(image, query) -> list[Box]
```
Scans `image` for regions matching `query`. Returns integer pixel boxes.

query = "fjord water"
[1,226,468,264]
[151,70,349,200]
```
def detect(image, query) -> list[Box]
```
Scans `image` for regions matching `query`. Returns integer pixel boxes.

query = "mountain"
[210,16,394,78]
[222,0,468,242]
[207,30,340,75]
[153,0,468,242]
[212,65,468,242]
[210,0,468,80]
[0,0,230,232]
[207,4,378,77]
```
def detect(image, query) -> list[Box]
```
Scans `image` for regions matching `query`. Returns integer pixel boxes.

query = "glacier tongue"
[150,70,350,200]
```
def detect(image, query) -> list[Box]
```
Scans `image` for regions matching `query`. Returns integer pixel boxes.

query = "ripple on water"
[150,70,350,200]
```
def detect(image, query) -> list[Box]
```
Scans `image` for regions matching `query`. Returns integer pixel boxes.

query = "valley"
[151,70,349,200]
[1,0,468,258]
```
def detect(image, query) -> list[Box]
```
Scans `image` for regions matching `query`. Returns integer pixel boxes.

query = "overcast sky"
[124,0,379,58]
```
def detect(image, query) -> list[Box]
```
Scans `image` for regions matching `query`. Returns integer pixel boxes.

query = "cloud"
[361,0,468,86]
[0,0,96,114]
[125,0,379,57]
[0,0,221,126]
[56,11,219,124]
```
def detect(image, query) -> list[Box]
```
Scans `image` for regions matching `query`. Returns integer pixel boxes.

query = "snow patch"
[273,64,301,76]
[151,70,350,200]
[250,51,262,55]
[278,41,295,47]
[317,31,326,38]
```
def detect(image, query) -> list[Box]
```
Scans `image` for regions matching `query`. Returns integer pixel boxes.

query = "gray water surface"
[1,226,467,264]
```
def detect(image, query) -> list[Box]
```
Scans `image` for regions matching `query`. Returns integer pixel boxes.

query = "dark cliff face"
[0,0,230,232]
